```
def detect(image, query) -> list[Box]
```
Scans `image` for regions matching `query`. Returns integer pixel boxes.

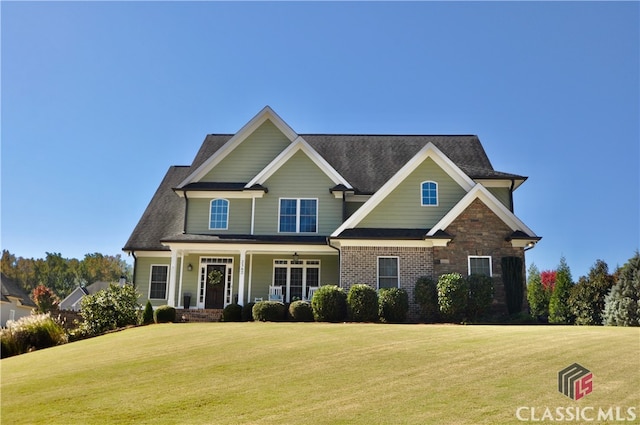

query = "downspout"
[342,191,347,222]
[508,179,515,213]
[183,190,189,233]
[326,237,342,288]
[131,251,137,288]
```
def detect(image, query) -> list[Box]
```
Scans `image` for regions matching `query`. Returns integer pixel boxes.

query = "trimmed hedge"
[222,303,243,322]
[289,301,315,322]
[154,305,176,323]
[437,273,468,321]
[242,302,255,322]
[347,284,379,322]
[311,285,347,322]
[467,274,494,320]
[378,288,409,323]
[141,300,154,325]
[252,301,286,322]
[414,276,439,323]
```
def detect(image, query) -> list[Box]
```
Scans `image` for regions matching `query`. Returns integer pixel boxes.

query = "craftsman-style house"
[123,106,540,318]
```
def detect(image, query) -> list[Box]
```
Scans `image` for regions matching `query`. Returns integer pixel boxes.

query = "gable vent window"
[209,199,229,230]
[468,256,492,277]
[421,181,438,206]
[279,198,317,233]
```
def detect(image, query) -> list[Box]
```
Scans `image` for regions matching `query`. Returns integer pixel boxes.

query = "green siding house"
[123,106,540,318]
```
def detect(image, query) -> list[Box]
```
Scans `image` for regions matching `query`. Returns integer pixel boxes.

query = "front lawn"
[1,323,638,424]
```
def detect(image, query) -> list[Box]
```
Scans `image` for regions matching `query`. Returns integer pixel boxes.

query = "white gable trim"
[331,142,475,237]
[426,184,538,237]
[177,106,298,188]
[246,136,352,188]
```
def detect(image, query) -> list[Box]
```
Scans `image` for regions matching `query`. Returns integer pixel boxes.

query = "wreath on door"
[207,269,224,286]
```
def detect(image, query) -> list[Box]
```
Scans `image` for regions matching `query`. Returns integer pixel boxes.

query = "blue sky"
[2,1,638,279]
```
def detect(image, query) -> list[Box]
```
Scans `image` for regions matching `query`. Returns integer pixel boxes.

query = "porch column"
[167,250,178,307]
[238,249,246,306]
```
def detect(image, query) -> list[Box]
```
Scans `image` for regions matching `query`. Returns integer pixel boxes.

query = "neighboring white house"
[1,273,36,327]
[59,281,112,311]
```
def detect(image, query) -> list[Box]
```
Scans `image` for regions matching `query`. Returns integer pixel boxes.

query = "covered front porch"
[161,238,339,309]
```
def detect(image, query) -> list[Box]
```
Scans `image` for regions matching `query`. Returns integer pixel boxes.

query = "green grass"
[1,323,638,424]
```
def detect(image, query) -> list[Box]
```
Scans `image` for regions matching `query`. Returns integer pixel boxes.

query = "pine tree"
[549,256,574,324]
[603,252,640,326]
[526,263,546,319]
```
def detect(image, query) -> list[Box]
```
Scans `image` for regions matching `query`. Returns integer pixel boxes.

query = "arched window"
[421,181,438,206]
[209,199,229,230]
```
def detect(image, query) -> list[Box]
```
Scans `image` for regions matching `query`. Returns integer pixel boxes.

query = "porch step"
[177,309,223,323]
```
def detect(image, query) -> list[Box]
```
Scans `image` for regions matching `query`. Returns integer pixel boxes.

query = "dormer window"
[209,199,229,230]
[279,198,317,233]
[421,181,438,206]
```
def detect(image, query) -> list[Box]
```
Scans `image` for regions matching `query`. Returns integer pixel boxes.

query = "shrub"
[378,288,409,323]
[141,300,154,325]
[437,273,468,322]
[467,274,494,321]
[414,276,439,323]
[289,301,315,322]
[311,285,347,322]
[79,283,141,337]
[31,285,59,313]
[252,301,286,322]
[241,302,255,322]
[347,284,378,322]
[603,252,640,327]
[154,305,177,323]
[222,303,243,322]
[549,256,574,324]
[502,257,524,314]
[1,314,67,358]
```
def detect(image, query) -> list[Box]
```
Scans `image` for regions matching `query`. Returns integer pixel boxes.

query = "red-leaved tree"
[31,285,59,313]
[540,270,557,292]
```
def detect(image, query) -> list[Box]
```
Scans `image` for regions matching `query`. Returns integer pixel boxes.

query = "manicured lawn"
[1,323,638,424]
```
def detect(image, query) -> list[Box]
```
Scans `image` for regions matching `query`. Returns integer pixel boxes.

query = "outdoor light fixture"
[293,252,299,262]
[187,263,193,271]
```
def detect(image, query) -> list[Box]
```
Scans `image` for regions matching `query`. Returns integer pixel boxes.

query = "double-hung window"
[209,199,229,230]
[279,198,317,233]
[468,256,492,277]
[421,181,438,206]
[149,265,169,299]
[378,257,399,289]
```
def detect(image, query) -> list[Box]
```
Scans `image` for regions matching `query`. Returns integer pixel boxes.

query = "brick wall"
[340,245,434,321]
[176,309,223,322]
[433,198,525,314]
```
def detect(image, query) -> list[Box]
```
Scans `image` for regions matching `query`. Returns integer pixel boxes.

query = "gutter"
[509,179,515,213]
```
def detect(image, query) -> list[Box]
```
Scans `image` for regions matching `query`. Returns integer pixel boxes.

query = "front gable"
[332,142,475,237]
[178,106,297,187]
[253,150,343,235]
[357,157,467,229]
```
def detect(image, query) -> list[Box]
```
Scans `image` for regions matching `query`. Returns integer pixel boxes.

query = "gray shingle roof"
[124,133,527,251]
[1,273,36,307]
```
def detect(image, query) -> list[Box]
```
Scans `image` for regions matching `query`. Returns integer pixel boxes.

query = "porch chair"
[268,286,283,302]
[307,286,319,301]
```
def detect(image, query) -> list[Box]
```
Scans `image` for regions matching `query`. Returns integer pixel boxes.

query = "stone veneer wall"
[433,198,526,314]
[340,246,434,321]
[177,309,223,322]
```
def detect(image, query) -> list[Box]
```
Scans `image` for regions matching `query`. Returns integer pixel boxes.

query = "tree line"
[1,250,133,299]
[527,252,639,326]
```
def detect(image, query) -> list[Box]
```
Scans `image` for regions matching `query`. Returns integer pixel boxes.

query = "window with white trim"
[421,181,438,206]
[209,199,229,230]
[279,198,317,233]
[149,265,169,299]
[378,257,399,289]
[468,256,492,277]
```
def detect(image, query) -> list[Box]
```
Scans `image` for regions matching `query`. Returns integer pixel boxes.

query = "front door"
[205,264,225,309]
